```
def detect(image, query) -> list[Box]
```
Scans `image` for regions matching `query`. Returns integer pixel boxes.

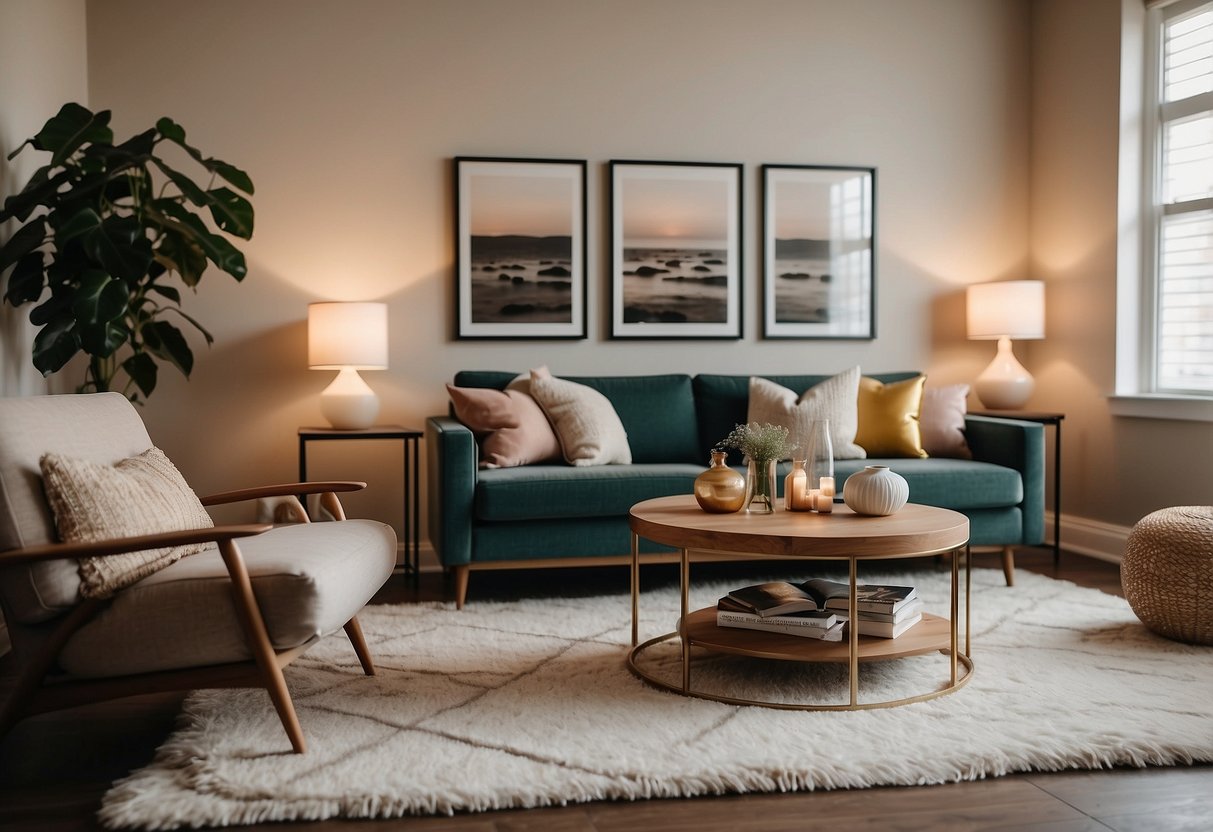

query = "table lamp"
[966,280,1044,409]
[307,301,388,429]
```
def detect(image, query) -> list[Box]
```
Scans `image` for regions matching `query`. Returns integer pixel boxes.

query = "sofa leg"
[1001,546,1016,586]
[453,565,469,609]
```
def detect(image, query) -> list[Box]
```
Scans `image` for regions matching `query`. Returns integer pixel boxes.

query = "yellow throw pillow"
[40,446,215,599]
[855,376,928,458]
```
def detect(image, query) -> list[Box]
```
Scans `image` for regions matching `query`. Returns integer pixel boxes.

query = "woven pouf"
[1121,506,1213,645]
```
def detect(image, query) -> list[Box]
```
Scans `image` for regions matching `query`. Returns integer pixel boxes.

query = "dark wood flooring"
[2,548,1210,831]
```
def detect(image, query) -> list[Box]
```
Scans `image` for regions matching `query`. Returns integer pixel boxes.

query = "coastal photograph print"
[762,164,876,339]
[455,157,587,339]
[609,160,743,339]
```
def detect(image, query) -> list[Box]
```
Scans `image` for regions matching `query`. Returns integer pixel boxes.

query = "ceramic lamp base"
[974,335,1034,409]
[320,367,379,429]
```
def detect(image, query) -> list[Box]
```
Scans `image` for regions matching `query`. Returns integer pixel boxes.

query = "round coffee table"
[628,495,973,710]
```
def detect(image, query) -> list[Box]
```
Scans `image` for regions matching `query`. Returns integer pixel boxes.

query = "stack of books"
[716,578,922,640]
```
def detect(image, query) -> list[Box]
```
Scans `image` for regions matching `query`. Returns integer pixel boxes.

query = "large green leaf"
[148,283,181,304]
[32,103,113,167]
[155,201,247,279]
[86,216,153,281]
[122,351,158,397]
[78,319,128,357]
[31,315,79,375]
[151,158,211,206]
[144,320,194,376]
[156,117,254,194]
[4,252,46,305]
[73,270,129,325]
[0,166,68,223]
[206,187,254,239]
[156,229,208,286]
[164,305,214,344]
[53,207,102,248]
[0,217,47,272]
[29,287,72,325]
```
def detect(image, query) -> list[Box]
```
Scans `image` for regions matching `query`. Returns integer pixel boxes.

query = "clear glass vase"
[745,457,778,514]
[805,419,835,512]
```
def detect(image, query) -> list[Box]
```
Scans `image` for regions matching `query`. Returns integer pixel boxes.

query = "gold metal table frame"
[627,496,974,711]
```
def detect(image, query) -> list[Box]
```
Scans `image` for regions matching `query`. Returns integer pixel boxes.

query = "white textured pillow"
[529,368,632,466]
[40,446,215,599]
[746,368,866,460]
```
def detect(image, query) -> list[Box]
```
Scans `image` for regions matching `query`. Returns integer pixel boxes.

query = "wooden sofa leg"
[453,565,469,609]
[344,616,375,676]
[1001,546,1016,587]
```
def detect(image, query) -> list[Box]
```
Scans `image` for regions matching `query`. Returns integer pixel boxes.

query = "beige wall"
[74,0,1031,541]
[0,0,88,398]
[1030,0,1213,555]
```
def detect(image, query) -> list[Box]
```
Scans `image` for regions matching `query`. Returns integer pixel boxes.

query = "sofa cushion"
[475,463,707,521]
[855,375,928,458]
[40,447,215,599]
[834,458,1021,510]
[453,371,700,464]
[694,372,920,458]
[445,384,562,468]
[746,370,866,459]
[920,383,973,459]
[530,368,632,466]
[57,519,396,678]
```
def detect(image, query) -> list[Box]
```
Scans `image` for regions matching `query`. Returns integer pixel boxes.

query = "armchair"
[0,393,397,753]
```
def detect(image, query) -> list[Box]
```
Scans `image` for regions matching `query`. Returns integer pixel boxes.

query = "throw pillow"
[40,446,215,599]
[529,367,632,466]
[920,382,973,459]
[855,375,928,458]
[746,368,866,459]
[446,384,562,468]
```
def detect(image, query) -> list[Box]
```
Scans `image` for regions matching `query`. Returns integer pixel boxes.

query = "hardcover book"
[714,611,846,641]
[725,579,918,617]
[832,612,923,639]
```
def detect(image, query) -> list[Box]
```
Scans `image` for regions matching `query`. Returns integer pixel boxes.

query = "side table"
[298,426,422,581]
[971,410,1064,564]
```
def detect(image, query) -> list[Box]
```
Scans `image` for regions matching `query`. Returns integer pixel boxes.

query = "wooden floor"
[1,547,1210,832]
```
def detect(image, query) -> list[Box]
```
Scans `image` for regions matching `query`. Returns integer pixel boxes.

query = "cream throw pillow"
[746,368,866,459]
[40,446,215,599]
[920,383,973,459]
[529,367,632,466]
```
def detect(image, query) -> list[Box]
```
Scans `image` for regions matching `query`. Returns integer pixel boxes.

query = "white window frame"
[1113,0,1213,421]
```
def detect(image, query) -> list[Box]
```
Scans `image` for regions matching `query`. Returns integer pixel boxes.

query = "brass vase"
[694,450,746,513]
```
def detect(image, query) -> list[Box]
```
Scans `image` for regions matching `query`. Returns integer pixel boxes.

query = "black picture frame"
[454,157,588,340]
[761,164,876,340]
[608,160,743,339]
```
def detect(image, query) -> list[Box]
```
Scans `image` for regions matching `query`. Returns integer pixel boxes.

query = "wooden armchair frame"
[0,481,374,754]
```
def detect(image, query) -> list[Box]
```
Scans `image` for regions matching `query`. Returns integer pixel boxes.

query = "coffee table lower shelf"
[627,609,974,710]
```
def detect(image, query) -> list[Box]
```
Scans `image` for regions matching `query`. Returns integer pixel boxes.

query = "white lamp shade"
[966,280,1045,340]
[308,302,388,369]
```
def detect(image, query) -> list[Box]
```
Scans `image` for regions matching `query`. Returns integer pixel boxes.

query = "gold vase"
[694,450,746,513]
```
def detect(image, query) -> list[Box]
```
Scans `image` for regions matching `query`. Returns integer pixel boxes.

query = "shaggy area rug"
[100,568,1213,829]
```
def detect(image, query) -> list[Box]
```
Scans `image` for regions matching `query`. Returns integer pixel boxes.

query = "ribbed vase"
[843,465,909,516]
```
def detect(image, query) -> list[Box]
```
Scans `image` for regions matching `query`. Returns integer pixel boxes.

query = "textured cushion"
[529,368,632,466]
[40,447,214,599]
[920,383,973,459]
[57,519,396,677]
[745,368,865,459]
[855,375,928,458]
[446,384,561,468]
[0,393,156,623]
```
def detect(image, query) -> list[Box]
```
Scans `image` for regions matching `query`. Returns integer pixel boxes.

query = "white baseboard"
[1053,511,1130,564]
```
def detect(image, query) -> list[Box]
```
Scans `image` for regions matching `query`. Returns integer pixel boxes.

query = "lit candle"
[819,476,835,497]
[806,488,820,511]
[817,492,834,513]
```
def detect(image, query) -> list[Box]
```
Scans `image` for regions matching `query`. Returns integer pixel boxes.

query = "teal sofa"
[427,371,1045,607]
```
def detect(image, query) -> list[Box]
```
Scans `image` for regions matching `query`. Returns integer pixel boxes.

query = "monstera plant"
[0,103,254,401]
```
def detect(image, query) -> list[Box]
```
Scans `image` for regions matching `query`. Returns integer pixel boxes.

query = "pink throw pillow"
[446,384,562,468]
[919,383,972,459]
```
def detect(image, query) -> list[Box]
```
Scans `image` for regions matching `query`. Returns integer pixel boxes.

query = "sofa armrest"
[426,416,476,566]
[965,415,1045,545]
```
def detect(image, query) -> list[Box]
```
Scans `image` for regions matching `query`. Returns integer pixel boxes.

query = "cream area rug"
[100,568,1213,829]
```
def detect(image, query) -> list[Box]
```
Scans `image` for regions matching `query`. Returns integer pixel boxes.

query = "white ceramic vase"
[843,465,910,516]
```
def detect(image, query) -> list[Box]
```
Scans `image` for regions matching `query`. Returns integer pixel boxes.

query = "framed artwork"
[608,160,743,339]
[761,164,876,340]
[455,157,587,339]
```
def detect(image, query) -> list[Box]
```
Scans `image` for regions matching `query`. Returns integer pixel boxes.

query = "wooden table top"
[629,495,969,560]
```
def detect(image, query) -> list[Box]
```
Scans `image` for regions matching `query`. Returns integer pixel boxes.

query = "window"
[1146,0,1213,396]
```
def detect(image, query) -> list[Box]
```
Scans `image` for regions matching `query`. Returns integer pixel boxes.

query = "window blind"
[1158,1,1213,393]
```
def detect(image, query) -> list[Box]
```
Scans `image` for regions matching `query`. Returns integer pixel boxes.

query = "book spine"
[716,615,842,641]
[717,611,833,630]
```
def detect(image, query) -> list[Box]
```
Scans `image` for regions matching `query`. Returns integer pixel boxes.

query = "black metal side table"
[298,425,422,581]
[971,410,1064,564]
